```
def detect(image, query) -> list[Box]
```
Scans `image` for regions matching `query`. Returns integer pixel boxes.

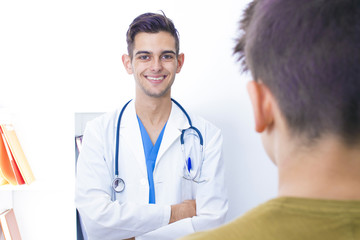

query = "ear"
[122,54,133,74]
[246,80,275,133]
[176,53,185,73]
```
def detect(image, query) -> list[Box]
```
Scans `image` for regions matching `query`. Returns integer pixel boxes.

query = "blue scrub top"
[137,116,167,204]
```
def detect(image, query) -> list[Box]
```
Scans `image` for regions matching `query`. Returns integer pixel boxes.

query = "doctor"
[75,12,228,240]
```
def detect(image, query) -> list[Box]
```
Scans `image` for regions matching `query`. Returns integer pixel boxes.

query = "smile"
[145,75,166,82]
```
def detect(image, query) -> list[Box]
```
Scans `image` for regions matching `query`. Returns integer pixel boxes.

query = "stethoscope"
[112,98,204,193]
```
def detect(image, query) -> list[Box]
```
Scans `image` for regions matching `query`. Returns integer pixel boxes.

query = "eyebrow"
[162,50,176,55]
[135,51,151,56]
[134,50,176,56]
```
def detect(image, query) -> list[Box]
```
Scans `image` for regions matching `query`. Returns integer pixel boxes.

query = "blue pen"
[187,157,192,172]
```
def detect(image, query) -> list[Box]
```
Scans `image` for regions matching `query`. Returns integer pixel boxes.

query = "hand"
[169,199,196,224]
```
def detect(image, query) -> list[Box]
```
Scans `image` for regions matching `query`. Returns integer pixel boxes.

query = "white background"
[0,0,277,239]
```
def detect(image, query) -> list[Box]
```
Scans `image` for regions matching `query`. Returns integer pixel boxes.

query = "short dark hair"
[235,0,360,145]
[126,12,180,59]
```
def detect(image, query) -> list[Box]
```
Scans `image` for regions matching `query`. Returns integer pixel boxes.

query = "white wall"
[0,0,277,239]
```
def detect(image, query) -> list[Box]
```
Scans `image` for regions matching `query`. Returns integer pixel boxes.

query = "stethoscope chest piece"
[112,177,125,193]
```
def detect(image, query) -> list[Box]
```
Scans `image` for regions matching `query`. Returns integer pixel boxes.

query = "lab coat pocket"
[181,177,196,200]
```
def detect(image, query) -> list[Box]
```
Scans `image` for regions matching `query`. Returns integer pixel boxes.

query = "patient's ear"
[246,80,275,133]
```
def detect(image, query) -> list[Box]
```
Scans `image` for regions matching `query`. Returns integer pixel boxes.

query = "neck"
[135,95,172,125]
[134,95,172,144]
[277,136,360,200]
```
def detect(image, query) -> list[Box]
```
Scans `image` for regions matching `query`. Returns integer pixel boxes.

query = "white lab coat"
[75,101,228,240]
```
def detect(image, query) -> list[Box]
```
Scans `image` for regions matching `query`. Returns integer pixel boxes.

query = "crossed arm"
[125,200,196,240]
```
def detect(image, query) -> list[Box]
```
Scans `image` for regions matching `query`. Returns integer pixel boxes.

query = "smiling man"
[75,12,228,240]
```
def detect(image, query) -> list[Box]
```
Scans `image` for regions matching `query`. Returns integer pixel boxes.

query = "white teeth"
[147,76,164,81]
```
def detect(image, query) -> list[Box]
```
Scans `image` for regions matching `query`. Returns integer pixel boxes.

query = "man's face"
[123,31,184,99]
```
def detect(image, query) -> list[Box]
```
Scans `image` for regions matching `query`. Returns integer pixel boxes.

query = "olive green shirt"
[180,197,360,240]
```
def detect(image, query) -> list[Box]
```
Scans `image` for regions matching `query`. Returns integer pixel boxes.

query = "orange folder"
[0,124,35,185]
[0,130,22,185]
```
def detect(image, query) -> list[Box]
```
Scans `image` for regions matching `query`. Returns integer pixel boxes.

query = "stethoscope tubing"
[115,99,132,177]
[113,99,204,193]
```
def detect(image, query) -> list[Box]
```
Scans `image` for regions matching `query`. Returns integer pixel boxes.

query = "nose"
[150,58,162,72]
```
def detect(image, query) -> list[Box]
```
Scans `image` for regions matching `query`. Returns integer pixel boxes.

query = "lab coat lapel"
[155,102,190,167]
[120,101,147,176]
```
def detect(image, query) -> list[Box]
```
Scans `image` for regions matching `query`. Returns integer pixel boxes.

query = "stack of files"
[0,124,35,186]
[0,208,22,240]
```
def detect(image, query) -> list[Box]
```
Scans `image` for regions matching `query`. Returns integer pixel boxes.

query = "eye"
[138,55,150,61]
[162,54,174,60]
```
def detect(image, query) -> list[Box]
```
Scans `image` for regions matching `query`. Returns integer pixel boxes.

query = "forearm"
[134,200,196,239]
[136,217,195,240]
[76,199,171,239]
[169,200,196,224]
[135,199,226,240]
